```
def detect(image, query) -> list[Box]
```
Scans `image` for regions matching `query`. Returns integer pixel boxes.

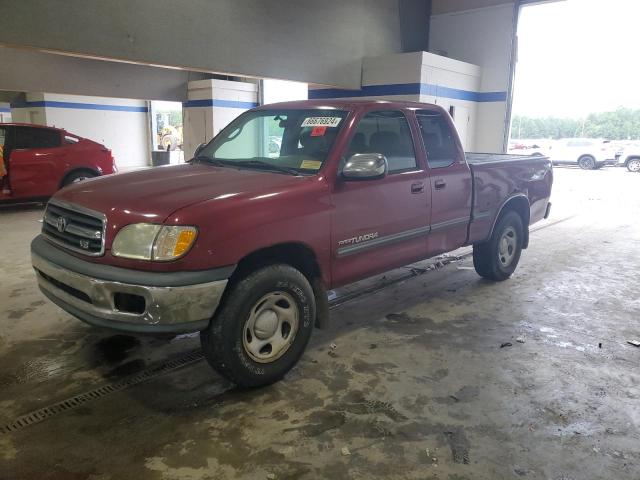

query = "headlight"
[112,224,198,261]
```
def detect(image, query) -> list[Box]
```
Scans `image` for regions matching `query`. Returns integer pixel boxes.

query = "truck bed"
[466,152,548,164]
[465,152,553,245]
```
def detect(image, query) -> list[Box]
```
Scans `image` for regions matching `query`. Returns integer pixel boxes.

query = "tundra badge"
[338,232,379,247]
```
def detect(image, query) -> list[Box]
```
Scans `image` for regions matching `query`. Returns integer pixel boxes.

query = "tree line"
[510,108,640,140]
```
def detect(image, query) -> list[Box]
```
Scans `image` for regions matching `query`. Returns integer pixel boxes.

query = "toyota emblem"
[56,216,67,233]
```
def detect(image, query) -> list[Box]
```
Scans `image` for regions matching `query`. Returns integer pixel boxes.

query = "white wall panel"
[11,93,150,169]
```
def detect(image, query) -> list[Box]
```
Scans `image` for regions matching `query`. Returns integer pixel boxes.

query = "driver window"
[347,110,417,173]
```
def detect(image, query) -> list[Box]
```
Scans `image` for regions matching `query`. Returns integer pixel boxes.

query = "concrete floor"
[1,167,639,480]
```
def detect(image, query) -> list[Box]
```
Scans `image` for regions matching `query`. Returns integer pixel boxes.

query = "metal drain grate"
[0,349,204,435]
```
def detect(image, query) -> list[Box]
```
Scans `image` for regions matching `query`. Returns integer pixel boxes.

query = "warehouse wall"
[0,0,430,89]
[0,46,211,103]
[11,93,151,169]
[429,2,517,152]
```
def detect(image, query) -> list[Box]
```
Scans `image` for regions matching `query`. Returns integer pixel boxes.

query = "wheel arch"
[489,194,531,249]
[625,156,640,166]
[227,242,329,329]
[59,167,101,188]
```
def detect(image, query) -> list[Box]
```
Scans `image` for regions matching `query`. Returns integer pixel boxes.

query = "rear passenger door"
[9,126,63,198]
[416,110,472,256]
[331,109,431,286]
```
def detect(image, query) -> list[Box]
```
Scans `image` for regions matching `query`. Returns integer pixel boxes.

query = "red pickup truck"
[31,100,553,387]
[0,123,116,203]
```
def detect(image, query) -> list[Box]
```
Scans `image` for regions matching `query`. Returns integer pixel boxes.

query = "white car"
[548,138,618,170]
[616,145,640,172]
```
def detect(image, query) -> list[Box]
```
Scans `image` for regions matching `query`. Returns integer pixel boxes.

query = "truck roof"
[256,99,442,111]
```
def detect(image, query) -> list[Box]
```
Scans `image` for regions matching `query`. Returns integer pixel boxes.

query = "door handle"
[434,179,446,190]
[411,182,425,194]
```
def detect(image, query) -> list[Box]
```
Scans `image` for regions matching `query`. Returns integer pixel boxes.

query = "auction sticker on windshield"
[301,117,342,127]
[300,160,322,170]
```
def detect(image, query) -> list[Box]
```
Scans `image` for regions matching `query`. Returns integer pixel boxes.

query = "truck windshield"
[196,109,349,174]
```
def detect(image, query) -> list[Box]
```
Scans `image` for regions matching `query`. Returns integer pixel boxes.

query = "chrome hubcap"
[498,226,517,267]
[629,160,640,172]
[242,291,299,363]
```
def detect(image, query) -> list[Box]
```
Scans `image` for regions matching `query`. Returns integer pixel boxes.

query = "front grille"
[42,200,106,256]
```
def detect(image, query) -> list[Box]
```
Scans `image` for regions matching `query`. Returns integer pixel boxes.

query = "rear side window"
[347,110,417,173]
[416,111,457,168]
[14,127,61,149]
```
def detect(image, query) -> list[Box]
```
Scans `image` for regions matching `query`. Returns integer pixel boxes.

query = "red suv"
[0,123,116,203]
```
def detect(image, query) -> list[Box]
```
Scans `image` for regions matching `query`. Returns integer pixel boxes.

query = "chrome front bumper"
[31,237,230,334]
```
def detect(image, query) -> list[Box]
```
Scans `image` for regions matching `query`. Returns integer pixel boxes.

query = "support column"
[182,80,258,158]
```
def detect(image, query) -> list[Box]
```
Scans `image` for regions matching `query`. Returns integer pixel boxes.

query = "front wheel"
[473,211,524,281]
[627,158,640,173]
[200,264,315,387]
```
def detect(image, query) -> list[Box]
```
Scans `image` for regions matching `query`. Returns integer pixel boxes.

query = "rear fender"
[59,167,101,188]
[488,194,531,248]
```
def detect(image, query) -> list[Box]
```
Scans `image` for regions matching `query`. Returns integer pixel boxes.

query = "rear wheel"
[473,211,524,281]
[627,158,640,173]
[578,155,596,170]
[200,264,315,387]
[63,170,96,186]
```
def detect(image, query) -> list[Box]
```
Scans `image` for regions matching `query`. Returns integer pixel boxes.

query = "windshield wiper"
[191,156,229,167]
[233,159,303,176]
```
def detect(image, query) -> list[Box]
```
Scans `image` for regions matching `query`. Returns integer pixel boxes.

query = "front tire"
[473,211,524,281]
[200,264,315,387]
[578,155,596,170]
[627,158,640,173]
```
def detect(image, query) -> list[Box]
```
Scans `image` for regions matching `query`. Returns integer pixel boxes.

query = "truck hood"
[55,163,311,223]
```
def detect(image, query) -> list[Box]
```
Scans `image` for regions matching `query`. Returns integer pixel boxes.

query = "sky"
[512,0,640,118]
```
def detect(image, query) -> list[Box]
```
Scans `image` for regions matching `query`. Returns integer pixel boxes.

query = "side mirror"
[193,143,207,158]
[342,153,388,180]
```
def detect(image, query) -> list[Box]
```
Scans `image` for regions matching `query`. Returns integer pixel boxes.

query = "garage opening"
[510,0,640,170]
[150,100,184,165]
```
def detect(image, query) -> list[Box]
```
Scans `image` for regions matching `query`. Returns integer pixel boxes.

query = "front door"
[331,109,431,287]
[416,110,472,256]
[9,126,63,199]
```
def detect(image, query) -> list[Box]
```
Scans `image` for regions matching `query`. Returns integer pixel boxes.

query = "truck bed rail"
[466,152,549,164]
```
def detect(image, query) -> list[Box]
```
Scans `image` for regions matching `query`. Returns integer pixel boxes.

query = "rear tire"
[200,264,315,388]
[627,158,640,173]
[63,170,97,186]
[473,211,524,281]
[578,155,596,170]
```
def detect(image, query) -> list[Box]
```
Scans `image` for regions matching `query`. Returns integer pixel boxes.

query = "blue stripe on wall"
[9,100,148,112]
[0,107,10,113]
[183,99,259,109]
[309,83,507,103]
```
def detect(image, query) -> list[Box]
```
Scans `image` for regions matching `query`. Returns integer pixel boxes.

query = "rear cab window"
[346,110,417,173]
[416,111,457,168]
